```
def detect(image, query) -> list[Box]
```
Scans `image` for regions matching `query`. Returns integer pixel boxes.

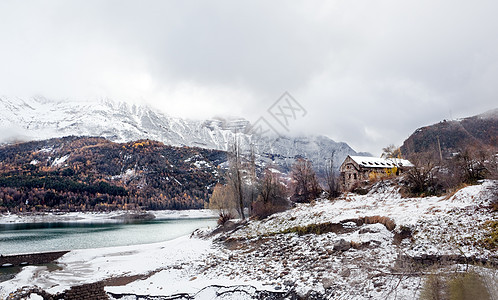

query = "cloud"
[0,0,497,155]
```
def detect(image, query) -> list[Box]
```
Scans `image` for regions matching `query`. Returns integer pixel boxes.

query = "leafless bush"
[217,210,234,226]
[403,152,443,196]
[453,145,493,185]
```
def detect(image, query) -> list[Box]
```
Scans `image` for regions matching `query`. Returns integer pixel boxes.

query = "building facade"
[340,155,413,191]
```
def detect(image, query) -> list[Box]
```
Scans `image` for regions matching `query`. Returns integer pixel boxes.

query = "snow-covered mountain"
[0,97,360,171]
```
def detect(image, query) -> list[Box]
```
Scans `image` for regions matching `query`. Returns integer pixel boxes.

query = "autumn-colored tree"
[208,183,236,225]
[381,144,402,159]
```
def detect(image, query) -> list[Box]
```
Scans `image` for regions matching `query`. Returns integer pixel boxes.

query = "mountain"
[401,108,498,157]
[0,136,226,212]
[0,97,360,171]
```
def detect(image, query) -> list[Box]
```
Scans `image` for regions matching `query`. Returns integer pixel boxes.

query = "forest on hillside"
[0,136,226,212]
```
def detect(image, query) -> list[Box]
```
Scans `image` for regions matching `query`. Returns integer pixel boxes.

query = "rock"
[333,239,351,251]
[373,280,384,287]
[283,280,294,286]
[340,268,351,278]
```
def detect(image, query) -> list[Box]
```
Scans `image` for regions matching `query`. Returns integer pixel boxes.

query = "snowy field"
[1,181,497,299]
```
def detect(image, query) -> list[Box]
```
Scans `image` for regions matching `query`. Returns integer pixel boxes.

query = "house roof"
[348,156,414,169]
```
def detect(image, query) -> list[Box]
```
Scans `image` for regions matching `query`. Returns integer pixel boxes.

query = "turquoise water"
[0,218,216,255]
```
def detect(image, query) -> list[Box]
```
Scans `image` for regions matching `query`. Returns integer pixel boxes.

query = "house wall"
[340,157,360,191]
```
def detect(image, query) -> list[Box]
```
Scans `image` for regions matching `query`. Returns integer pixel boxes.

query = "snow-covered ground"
[0,209,217,224]
[1,181,496,299]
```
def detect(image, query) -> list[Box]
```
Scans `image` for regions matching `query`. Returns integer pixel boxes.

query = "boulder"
[333,239,351,251]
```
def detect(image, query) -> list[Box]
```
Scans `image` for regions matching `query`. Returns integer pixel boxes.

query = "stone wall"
[396,254,498,269]
[0,251,69,267]
[60,282,109,300]
[7,282,109,300]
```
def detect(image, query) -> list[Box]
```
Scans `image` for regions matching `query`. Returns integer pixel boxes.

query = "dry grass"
[279,215,397,236]
[419,270,491,300]
[443,183,469,200]
[363,215,396,231]
[481,220,498,250]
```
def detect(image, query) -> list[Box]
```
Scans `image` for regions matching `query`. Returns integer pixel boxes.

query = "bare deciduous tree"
[291,158,321,203]
[404,153,441,196]
[227,135,246,219]
[252,167,288,218]
[454,145,491,184]
[244,144,258,216]
[324,151,340,199]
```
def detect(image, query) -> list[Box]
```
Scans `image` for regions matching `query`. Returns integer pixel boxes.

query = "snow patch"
[51,154,69,167]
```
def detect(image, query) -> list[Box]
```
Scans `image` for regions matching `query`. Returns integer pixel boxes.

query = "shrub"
[403,152,444,197]
[252,201,287,219]
[217,210,234,226]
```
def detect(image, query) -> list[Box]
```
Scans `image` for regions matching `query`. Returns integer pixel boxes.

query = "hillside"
[0,136,226,212]
[2,180,496,299]
[401,108,498,157]
[0,97,359,172]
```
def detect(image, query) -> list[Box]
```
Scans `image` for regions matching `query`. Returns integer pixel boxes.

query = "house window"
[353,173,357,179]
[348,174,351,179]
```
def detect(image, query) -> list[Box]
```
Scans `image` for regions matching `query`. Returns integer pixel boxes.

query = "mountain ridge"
[0,97,361,171]
[401,108,498,157]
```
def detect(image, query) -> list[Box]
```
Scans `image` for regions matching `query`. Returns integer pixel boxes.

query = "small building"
[340,155,413,191]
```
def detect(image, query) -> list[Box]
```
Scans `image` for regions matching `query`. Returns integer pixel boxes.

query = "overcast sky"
[1,0,497,155]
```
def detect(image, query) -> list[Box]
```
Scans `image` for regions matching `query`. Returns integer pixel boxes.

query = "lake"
[0,217,217,255]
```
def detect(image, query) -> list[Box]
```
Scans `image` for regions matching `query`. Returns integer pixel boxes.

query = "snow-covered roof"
[348,156,413,168]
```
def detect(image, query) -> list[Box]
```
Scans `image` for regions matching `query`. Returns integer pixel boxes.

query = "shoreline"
[0,233,216,297]
[0,209,217,225]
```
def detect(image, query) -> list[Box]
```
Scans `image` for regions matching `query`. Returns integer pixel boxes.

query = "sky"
[0,0,497,156]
